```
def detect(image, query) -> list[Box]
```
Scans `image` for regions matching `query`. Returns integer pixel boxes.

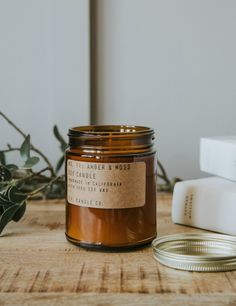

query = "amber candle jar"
[65,125,157,250]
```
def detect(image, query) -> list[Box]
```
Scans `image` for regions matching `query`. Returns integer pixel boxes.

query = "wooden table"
[0,194,236,306]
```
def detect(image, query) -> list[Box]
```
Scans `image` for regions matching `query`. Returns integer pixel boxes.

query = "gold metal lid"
[152,233,236,272]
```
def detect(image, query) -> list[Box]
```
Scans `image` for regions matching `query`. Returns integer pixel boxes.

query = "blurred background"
[1,0,236,180]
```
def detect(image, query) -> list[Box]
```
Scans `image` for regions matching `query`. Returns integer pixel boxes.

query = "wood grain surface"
[0,194,236,306]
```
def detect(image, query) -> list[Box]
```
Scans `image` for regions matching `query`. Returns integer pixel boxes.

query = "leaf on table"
[0,193,12,206]
[12,201,26,222]
[0,186,28,234]
[0,204,21,234]
[53,125,67,152]
[4,186,27,203]
[20,135,31,162]
[0,165,12,182]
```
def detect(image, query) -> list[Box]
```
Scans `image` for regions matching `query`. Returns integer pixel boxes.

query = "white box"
[200,136,236,181]
[172,177,236,235]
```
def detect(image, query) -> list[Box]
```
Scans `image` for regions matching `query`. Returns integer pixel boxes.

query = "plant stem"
[1,147,55,177]
[0,112,56,176]
[30,148,55,176]
[157,174,169,181]
[27,175,64,199]
[157,160,171,185]
[15,167,51,184]
[0,111,26,138]
[0,148,19,153]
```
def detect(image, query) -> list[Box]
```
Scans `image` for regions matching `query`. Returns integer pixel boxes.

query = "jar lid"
[152,233,236,272]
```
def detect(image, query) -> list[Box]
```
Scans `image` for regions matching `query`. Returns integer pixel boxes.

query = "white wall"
[0,0,90,168]
[1,0,236,179]
[95,0,236,179]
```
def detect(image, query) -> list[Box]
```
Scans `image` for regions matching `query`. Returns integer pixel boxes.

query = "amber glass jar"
[65,125,157,250]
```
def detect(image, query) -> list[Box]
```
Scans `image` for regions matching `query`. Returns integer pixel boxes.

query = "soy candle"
[65,125,157,250]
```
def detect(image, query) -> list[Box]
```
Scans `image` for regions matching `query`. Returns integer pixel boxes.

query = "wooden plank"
[0,293,236,306]
[0,194,235,305]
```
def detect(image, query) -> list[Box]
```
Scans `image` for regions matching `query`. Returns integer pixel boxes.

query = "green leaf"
[12,201,26,222]
[0,184,6,192]
[4,186,27,203]
[0,152,6,165]
[0,200,13,209]
[20,135,31,162]
[0,193,11,206]
[0,204,20,234]
[0,165,12,182]
[5,164,18,171]
[55,155,64,173]
[53,125,67,152]
[24,156,40,168]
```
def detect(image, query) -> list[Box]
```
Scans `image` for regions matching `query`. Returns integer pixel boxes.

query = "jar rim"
[69,125,154,137]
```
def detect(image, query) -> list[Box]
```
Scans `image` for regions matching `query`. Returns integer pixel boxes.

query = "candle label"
[67,160,146,209]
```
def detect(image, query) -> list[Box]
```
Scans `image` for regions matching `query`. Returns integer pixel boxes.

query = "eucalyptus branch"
[15,167,51,184]
[0,112,55,176]
[156,160,180,192]
[27,175,64,199]
[1,147,55,177]
[30,148,55,176]
[157,160,171,185]
[0,111,26,138]
[0,114,67,235]
[0,147,23,153]
[157,173,169,182]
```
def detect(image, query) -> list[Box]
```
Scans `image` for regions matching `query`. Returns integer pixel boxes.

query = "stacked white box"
[200,136,236,181]
[172,177,236,235]
[172,136,236,235]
